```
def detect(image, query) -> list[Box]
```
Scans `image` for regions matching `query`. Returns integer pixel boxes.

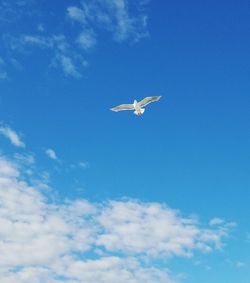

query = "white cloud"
[0,154,174,283]
[227,259,247,269]
[46,149,57,160]
[57,256,173,283]
[0,57,8,80]
[67,6,87,24]
[14,153,35,164]
[236,261,246,268]
[209,218,224,226]
[77,31,97,50]
[37,24,45,32]
[0,71,8,80]
[0,153,233,283]
[0,57,5,65]
[22,35,53,48]
[58,55,81,78]
[96,200,230,257]
[0,0,34,26]
[17,34,69,52]
[6,34,85,78]
[0,158,19,178]
[69,161,89,172]
[0,156,95,265]
[67,0,149,43]
[1,1,149,78]
[79,161,89,169]
[10,57,23,70]
[0,125,25,147]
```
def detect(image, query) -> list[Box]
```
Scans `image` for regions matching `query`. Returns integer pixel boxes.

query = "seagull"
[110,96,162,116]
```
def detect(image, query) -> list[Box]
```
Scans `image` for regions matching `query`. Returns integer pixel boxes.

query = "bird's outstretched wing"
[110,104,134,112]
[138,96,162,107]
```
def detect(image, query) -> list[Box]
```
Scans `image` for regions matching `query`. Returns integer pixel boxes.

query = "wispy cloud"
[0,1,150,78]
[0,71,8,80]
[0,57,6,64]
[77,31,97,50]
[226,259,247,269]
[22,35,53,48]
[0,125,25,148]
[209,218,224,226]
[69,161,89,172]
[58,54,82,78]
[5,33,83,77]
[37,23,45,32]
[236,261,246,268]
[67,0,149,43]
[67,6,87,24]
[0,0,34,26]
[46,148,57,160]
[0,151,233,283]
[14,153,35,164]
[79,161,89,169]
[0,57,8,80]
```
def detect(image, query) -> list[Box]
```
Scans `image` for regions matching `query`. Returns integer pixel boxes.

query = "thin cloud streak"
[0,1,150,78]
[0,125,25,147]
[0,57,8,80]
[67,0,149,43]
[46,148,57,160]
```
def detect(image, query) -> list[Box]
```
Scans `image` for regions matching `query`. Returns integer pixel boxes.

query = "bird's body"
[110,96,161,116]
[133,100,145,116]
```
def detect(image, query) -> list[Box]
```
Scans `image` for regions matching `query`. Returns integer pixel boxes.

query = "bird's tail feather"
[134,108,145,115]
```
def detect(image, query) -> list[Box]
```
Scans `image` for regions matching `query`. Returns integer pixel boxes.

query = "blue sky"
[0,0,249,282]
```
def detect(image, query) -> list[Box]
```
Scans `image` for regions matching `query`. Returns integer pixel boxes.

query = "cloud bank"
[0,152,233,283]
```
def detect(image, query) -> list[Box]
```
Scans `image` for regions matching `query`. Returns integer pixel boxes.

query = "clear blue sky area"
[0,1,249,282]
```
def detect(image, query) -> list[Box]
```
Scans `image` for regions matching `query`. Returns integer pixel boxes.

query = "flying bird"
[110,96,162,116]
